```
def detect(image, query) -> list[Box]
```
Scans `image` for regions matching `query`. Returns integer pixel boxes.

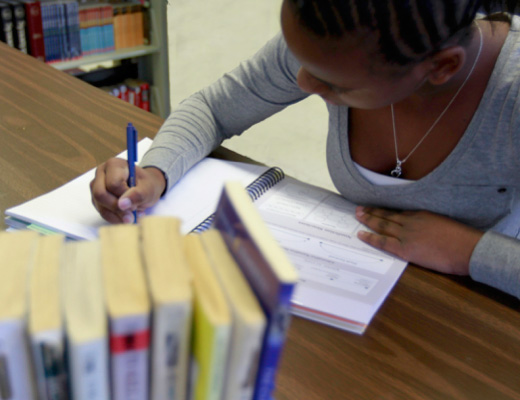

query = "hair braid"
[288,0,519,66]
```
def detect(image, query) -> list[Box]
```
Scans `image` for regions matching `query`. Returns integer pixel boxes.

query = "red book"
[124,78,142,109]
[19,0,44,61]
[140,81,149,111]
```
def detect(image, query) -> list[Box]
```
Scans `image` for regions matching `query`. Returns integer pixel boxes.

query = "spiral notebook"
[192,166,285,233]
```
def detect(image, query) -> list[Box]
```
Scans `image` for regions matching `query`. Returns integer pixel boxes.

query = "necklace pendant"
[391,160,402,178]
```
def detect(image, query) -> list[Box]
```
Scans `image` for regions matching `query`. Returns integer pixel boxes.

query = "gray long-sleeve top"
[142,17,520,299]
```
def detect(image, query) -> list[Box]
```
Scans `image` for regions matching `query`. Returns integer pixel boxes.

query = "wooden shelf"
[49,45,161,71]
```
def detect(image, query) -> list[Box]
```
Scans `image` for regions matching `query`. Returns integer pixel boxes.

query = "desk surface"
[2,43,520,400]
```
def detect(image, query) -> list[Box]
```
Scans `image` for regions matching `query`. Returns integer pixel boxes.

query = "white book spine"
[0,319,36,400]
[31,329,68,400]
[68,338,110,400]
[223,322,264,400]
[150,302,192,400]
[109,314,150,400]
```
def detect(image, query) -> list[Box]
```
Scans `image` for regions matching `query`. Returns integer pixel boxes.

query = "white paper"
[255,178,407,333]
[5,138,269,239]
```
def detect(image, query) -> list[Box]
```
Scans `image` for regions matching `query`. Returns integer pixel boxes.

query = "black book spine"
[0,2,15,48]
[4,0,28,53]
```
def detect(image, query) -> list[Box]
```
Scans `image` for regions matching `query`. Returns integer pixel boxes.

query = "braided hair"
[288,0,519,66]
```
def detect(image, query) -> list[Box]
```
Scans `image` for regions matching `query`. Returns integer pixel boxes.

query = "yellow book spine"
[191,299,230,400]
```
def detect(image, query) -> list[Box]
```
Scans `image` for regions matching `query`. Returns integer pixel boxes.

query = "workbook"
[4,137,407,334]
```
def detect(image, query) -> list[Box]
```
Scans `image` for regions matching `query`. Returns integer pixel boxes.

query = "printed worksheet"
[255,177,407,333]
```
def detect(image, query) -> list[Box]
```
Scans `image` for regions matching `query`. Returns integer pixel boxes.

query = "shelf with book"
[57,0,169,119]
[12,0,170,118]
[51,44,160,70]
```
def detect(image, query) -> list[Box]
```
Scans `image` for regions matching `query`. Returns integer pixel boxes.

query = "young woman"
[91,0,520,298]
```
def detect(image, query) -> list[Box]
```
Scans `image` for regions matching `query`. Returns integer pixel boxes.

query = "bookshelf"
[50,0,170,119]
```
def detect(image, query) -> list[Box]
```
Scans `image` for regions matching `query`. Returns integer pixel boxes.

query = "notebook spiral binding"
[191,167,285,233]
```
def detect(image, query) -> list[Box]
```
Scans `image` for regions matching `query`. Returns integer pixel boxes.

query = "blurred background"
[167,0,335,192]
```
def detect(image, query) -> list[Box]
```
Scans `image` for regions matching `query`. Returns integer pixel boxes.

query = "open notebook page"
[5,138,269,240]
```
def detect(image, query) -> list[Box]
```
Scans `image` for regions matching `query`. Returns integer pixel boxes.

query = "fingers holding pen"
[90,157,167,224]
[90,158,132,223]
[115,166,167,223]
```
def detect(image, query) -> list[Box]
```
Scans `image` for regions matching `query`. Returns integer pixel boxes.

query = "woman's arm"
[91,33,306,222]
[140,32,307,192]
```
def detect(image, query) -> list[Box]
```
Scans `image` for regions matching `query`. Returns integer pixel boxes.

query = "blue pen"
[126,122,138,223]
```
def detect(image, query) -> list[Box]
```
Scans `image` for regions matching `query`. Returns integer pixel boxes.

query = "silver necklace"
[390,23,483,178]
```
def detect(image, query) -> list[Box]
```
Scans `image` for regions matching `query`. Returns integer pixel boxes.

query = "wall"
[167,0,335,191]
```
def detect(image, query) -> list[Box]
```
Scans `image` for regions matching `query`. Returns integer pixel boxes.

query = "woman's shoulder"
[485,14,520,91]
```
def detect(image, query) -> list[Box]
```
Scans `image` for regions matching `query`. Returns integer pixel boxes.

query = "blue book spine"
[212,187,296,400]
[252,283,294,400]
[56,2,67,60]
[50,2,59,62]
[41,3,51,61]
[45,2,54,61]
[79,25,86,55]
[64,1,72,59]
[67,1,80,58]
[107,23,114,51]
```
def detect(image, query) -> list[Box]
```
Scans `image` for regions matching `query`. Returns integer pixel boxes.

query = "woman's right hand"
[90,157,166,224]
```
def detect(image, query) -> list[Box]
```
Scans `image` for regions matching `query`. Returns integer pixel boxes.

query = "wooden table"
[2,43,520,400]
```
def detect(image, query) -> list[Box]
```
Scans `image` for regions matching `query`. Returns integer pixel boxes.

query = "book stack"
[78,2,115,56]
[0,182,298,400]
[103,77,151,112]
[112,2,143,50]
[40,0,81,62]
[0,0,146,63]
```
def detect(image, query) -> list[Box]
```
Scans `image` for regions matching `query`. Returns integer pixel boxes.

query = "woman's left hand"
[355,206,484,275]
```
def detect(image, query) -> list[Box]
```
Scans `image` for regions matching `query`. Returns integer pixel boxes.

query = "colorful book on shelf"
[199,229,266,400]
[99,224,151,400]
[18,0,45,61]
[212,182,298,400]
[64,0,80,59]
[140,216,192,400]
[111,2,143,50]
[0,230,39,400]
[61,239,110,400]
[130,3,143,47]
[78,3,113,56]
[101,3,114,52]
[28,234,69,400]
[2,0,28,54]
[111,3,123,49]
[5,137,407,334]
[0,2,15,48]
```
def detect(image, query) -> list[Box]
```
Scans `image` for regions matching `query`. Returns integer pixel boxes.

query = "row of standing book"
[102,78,151,112]
[0,182,298,400]
[0,0,145,63]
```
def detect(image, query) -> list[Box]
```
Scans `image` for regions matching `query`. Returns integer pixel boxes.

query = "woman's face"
[280,1,431,109]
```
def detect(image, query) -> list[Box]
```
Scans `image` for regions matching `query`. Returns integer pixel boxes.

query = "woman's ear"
[426,46,466,85]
